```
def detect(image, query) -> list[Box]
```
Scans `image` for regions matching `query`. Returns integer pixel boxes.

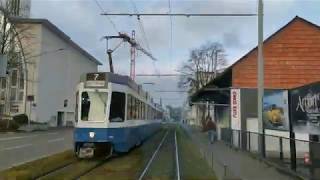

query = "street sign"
[0,55,8,78]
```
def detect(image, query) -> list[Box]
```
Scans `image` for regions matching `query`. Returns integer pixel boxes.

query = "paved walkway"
[182,124,298,180]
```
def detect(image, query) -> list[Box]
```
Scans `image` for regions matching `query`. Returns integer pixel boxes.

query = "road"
[0,128,73,171]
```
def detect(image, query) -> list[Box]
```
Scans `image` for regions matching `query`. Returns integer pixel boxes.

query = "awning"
[190,87,230,104]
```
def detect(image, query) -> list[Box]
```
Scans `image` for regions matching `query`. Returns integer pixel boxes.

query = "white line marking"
[175,131,181,180]
[0,135,38,142]
[138,131,169,180]
[48,138,65,143]
[47,132,59,136]
[1,144,32,151]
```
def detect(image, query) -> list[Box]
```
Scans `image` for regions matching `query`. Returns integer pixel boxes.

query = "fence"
[221,128,320,179]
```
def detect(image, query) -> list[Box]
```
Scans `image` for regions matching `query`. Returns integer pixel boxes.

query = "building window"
[10,88,17,101]
[0,91,5,101]
[64,99,68,107]
[19,71,24,89]
[18,91,24,101]
[1,78,6,89]
[11,69,18,86]
[0,104,4,114]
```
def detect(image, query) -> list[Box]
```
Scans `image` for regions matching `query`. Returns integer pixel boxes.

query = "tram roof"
[81,72,163,111]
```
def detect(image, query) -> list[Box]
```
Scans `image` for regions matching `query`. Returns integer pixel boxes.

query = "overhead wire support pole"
[130,30,136,79]
[257,0,265,158]
[101,13,257,17]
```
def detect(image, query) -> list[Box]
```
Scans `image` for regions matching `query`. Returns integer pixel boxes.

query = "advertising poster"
[291,83,320,134]
[231,89,241,130]
[263,90,289,131]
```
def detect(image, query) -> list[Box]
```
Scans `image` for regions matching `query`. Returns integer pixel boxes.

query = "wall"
[232,18,320,89]
[18,23,42,119]
[36,24,97,126]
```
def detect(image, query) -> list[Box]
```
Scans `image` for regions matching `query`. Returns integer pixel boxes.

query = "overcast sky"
[30,0,320,107]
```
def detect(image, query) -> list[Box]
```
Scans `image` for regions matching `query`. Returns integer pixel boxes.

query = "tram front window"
[81,91,107,121]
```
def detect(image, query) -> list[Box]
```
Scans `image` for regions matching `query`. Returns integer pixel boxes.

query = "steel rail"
[175,131,181,180]
[138,131,169,180]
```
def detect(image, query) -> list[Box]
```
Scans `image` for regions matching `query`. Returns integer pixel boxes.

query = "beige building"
[0,18,101,126]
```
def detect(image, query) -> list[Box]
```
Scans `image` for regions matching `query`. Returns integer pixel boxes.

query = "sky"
[29,0,320,107]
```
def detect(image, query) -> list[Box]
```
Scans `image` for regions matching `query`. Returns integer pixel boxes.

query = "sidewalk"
[182,124,299,180]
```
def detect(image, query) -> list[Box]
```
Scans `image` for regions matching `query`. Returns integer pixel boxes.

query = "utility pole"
[130,30,136,79]
[257,0,265,158]
[103,31,156,79]
[107,49,114,73]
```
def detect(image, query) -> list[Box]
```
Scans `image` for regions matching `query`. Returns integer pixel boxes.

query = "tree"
[166,105,182,122]
[178,42,227,92]
[0,0,29,119]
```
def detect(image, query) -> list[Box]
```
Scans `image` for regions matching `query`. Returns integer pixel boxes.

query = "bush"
[13,114,28,125]
[0,120,19,131]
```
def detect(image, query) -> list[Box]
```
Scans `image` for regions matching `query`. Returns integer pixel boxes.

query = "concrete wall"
[36,25,97,126]
[18,23,42,119]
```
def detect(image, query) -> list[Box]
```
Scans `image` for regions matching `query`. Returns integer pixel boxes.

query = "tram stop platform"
[181,124,301,180]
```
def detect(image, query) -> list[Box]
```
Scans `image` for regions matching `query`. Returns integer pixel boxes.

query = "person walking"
[206,115,216,144]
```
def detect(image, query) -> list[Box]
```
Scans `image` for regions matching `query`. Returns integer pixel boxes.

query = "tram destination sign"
[86,73,106,87]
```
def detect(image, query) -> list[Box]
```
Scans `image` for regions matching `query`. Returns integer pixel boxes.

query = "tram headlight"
[89,132,95,138]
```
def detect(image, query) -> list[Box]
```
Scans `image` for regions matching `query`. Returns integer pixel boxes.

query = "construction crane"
[103,30,157,80]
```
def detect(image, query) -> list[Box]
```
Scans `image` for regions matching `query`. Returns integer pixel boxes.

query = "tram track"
[139,128,181,180]
[1,128,182,180]
[34,153,115,180]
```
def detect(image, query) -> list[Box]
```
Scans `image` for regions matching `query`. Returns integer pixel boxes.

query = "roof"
[205,16,320,88]
[190,16,320,102]
[10,18,102,65]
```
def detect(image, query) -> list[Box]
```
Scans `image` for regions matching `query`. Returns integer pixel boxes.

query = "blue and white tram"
[74,72,163,158]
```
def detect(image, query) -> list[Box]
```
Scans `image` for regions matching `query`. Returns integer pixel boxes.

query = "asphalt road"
[0,128,73,171]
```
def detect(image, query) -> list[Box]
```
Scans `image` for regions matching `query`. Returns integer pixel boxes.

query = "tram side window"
[127,94,133,120]
[138,101,141,119]
[140,101,144,120]
[75,91,79,122]
[143,103,146,120]
[109,92,126,122]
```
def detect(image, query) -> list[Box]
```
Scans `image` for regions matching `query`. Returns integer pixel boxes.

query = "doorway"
[57,111,64,127]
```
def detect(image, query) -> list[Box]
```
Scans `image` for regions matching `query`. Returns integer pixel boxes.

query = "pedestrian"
[206,115,216,144]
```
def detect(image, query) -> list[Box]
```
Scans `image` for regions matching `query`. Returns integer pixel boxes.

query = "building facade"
[232,16,320,89]
[0,18,101,126]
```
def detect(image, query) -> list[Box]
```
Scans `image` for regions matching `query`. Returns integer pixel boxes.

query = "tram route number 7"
[86,73,106,81]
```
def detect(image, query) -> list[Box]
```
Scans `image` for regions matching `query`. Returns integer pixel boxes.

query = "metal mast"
[257,0,265,157]
[130,30,136,79]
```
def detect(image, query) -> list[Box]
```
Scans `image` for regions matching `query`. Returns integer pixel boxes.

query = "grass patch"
[41,159,102,180]
[144,130,176,179]
[177,127,217,180]
[0,150,76,180]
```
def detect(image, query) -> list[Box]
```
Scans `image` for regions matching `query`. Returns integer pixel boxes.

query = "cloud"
[30,0,320,106]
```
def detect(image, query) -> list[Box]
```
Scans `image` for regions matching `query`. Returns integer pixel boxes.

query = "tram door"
[57,111,64,126]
